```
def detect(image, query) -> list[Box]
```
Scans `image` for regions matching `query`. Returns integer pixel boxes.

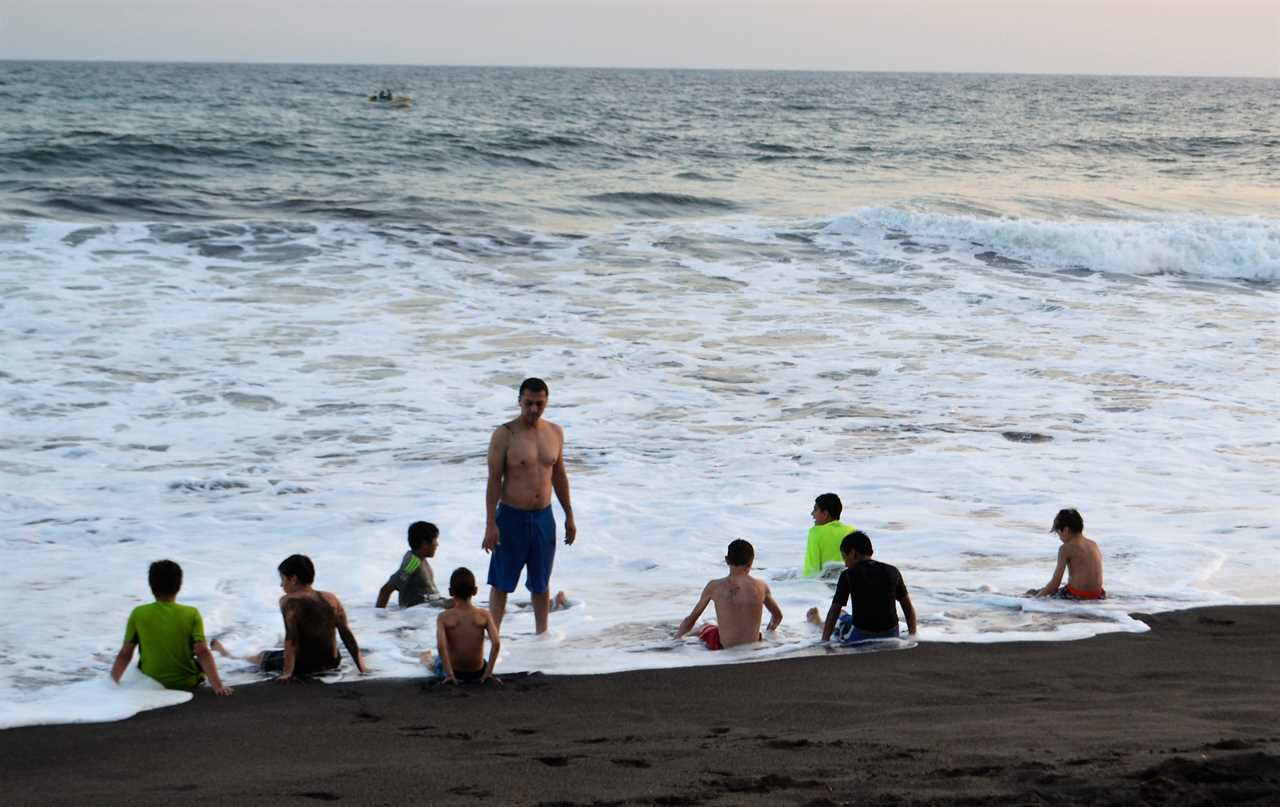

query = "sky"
[2,0,1277,77]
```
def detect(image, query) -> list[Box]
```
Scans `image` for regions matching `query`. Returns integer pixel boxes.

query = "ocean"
[1,61,1276,727]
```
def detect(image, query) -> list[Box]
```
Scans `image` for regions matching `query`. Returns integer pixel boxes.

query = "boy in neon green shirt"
[111,560,231,695]
[803,493,855,577]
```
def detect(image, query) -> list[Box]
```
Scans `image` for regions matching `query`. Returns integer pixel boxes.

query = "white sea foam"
[0,208,1276,726]
[820,207,1280,281]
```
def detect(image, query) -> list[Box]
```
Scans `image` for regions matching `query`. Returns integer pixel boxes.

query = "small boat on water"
[369,90,412,107]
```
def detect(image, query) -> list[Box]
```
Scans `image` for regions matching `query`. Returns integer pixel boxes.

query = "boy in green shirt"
[111,560,232,695]
[803,493,855,577]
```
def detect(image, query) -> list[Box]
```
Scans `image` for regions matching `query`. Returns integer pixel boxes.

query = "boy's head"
[813,493,842,524]
[277,554,316,590]
[1051,508,1084,539]
[449,567,478,600]
[408,521,439,556]
[148,559,183,598]
[725,539,754,569]
[840,530,874,562]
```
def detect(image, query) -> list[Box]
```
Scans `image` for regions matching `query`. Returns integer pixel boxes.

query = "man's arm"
[193,641,233,695]
[1035,545,1069,597]
[482,614,502,682]
[551,426,576,545]
[110,642,136,683]
[763,586,783,632]
[278,598,298,682]
[482,427,508,553]
[436,616,455,683]
[821,574,850,642]
[674,583,714,639]
[899,593,918,635]
[332,596,366,673]
[373,581,394,607]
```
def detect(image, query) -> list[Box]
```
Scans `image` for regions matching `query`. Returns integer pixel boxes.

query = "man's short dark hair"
[726,539,754,567]
[518,377,549,398]
[408,521,439,550]
[449,567,478,599]
[1051,508,1084,534]
[148,560,183,597]
[840,531,873,558]
[814,493,842,520]
[278,554,316,585]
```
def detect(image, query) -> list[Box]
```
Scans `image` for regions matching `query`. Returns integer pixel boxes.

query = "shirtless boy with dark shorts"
[1032,508,1106,599]
[420,568,501,684]
[213,554,366,682]
[675,539,783,650]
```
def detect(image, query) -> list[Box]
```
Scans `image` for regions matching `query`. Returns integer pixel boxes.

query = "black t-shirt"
[832,559,908,633]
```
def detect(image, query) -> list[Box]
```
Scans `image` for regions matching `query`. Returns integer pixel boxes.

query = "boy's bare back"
[706,574,771,648]
[438,604,493,673]
[1062,535,1104,592]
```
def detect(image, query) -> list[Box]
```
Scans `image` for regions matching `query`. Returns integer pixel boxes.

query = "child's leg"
[211,639,264,666]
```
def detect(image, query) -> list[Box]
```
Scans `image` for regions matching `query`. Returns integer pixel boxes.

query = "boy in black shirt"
[806,531,917,642]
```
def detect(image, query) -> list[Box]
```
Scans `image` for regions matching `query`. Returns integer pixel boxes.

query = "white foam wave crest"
[821,208,1280,281]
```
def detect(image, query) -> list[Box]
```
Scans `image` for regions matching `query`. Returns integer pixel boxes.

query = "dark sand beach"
[5,605,1278,806]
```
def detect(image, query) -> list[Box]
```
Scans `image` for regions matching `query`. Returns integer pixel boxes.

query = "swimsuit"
[1059,584,1106,600]
[696,624,762,651]
[430,655,486,682]
[487,502,556,593]
[834,613,900,644]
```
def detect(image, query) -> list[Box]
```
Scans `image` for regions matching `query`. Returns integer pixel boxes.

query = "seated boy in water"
[803,492,856,577]
[1031,508,1105,599]
[111,560,232,695]
[806,531,918,642]
[375,521,450,609]
[420,568,501,684]
[675,539,783,650]
[213,554,367,682]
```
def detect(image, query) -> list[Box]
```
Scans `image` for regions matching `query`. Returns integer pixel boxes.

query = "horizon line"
[1,57,1275,82]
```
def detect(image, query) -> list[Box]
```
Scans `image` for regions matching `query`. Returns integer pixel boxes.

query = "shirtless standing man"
[483,377,576,634]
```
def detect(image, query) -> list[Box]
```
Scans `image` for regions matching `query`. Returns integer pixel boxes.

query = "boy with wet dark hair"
[375,521,448,609]
[807,531,918,642]
[675,539,783,650]
[420,567,501,684]
[1032,508,1105,599]
[213,554,366,682]
[804,492,856,577]
[111,560,232,695]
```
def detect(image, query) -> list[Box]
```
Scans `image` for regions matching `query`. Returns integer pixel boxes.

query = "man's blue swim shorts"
[487,503,556,594]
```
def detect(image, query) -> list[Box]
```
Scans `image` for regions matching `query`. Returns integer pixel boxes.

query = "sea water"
[1,63,1277,727]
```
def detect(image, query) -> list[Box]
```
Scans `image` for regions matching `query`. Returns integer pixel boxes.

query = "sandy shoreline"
[5,605,1278,806]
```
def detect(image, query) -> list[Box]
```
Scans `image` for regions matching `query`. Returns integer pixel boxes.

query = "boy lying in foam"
[1031,508,1106,599]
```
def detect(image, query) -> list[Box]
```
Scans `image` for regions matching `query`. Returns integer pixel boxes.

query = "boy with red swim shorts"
[675,539,782,650]
[1031,508,1106,599]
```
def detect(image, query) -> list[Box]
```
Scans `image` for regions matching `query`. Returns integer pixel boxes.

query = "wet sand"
[4,605,1279,806]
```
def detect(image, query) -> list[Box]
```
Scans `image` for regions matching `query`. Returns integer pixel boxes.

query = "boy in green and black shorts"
[111,560,232,695]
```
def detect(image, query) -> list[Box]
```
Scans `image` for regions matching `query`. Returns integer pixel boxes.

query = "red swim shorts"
[698,624,723,651]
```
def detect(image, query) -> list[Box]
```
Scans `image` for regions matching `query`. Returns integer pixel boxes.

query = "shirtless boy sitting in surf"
[1032,508,1105,599]
[213,554,367,681]
[420,568,501,684]
[675,539,783,650]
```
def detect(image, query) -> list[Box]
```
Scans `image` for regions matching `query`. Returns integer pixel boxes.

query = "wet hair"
[518,377,549,398]
[407,521,439,550]
[840,531,873,558]
[148,560,183,597]
[725,539,754,567]
[814,493,842,520]
[1051,508,1084,535]
[278,554,316,585]
[449,567,478,600]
